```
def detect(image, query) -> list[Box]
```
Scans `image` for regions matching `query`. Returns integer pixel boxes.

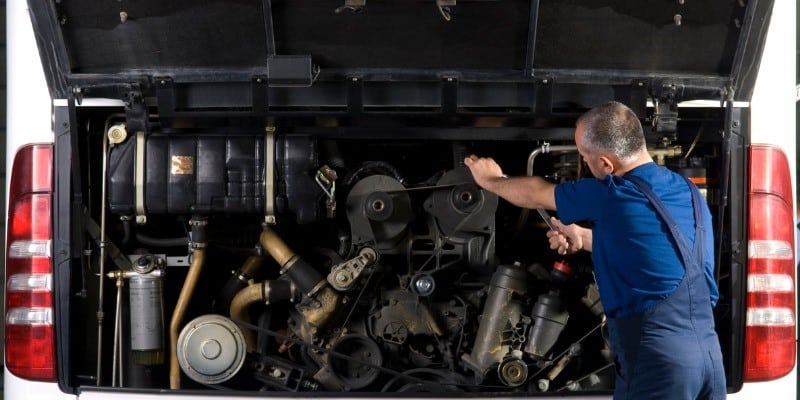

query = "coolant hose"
[230,280,294,352]
[260,228,295,266]
[259,227,340,329]
[169,248,206,390]
[135,232,189,248]
[216,256,266,315]
[239,255,265,278]
[260,228,325,297]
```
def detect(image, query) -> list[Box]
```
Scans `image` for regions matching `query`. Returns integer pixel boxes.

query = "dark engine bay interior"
[65,109,726,395]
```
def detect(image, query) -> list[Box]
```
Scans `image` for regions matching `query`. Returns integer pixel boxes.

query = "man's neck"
[613,152,653,176]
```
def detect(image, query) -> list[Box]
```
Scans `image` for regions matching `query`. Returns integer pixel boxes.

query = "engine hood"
[29,0,773,115]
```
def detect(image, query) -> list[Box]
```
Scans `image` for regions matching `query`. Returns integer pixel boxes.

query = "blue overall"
[606,175,726,399]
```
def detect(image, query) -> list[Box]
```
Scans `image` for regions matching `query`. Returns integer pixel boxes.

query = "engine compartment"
[64,109,728,395]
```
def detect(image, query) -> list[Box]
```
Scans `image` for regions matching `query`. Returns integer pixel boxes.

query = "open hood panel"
[18,0,786,396]
[30,0,772,112]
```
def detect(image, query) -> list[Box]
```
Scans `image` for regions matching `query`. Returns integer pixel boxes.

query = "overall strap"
[623,174,704,270]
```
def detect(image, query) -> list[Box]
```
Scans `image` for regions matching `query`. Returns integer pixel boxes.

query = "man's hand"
[546,217,588,255]
[464,154,504,189]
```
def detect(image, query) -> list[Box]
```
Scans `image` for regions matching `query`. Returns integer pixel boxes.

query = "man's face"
[575,123,609,180]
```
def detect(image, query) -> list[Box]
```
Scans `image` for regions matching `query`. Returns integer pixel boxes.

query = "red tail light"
[744,144,797,381]
[5,144,55,381]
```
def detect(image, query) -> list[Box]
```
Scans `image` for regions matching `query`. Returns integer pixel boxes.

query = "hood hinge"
[122,86,149,135]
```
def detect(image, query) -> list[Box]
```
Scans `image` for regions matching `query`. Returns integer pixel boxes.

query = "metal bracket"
[442,77,458,114]
[652,85,680,134]
[535,79,553,116]
[629,80,649,119]
[123,85,148,134]
[134,131,147,225]
[652,98,678,134]
[264,126,277,225]
[315,165,338,219]
[121,85,150,224]
[327,248,378,291]
[154,76,269,119]
[335,0,365,14]
[348,76,364,115]
[437,0,456,21]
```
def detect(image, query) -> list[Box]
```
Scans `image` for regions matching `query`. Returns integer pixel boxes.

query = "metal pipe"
[95,113,126,386]
[169,248,206,390]
[515,144,578,235]
[259,228,295,267]
[239,255,265,279]
[526,144,578,176]
[229,280,295,352]
[230,284,263,353]
[112,276,123,387]
[95,124,110,385]
[118,289,124,388]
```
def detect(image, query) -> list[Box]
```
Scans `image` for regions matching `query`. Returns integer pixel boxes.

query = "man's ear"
[599,155,615,175]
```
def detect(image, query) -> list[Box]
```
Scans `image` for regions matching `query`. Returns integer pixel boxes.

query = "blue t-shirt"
[554,162,719,318]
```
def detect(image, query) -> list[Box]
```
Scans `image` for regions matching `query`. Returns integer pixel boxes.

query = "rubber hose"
[136,233,188,248]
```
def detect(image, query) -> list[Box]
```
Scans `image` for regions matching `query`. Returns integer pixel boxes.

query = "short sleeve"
[554,178,609,225]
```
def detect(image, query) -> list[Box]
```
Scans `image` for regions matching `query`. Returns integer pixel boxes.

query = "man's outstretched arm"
[464,155,557,210]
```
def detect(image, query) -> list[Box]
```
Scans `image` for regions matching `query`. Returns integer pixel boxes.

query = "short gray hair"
[577,101,645,161]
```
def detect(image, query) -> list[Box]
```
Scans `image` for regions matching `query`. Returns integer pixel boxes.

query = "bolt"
[108,126,128,144]
[674,14,682,26]
[537,378,550,392]
[415,278,432,292]
[120,11,128,23]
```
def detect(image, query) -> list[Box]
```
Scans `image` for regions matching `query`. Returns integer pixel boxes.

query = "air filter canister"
[177,315,247,385]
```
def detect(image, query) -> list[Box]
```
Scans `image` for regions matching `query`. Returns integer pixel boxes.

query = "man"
[464,101,725,399]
